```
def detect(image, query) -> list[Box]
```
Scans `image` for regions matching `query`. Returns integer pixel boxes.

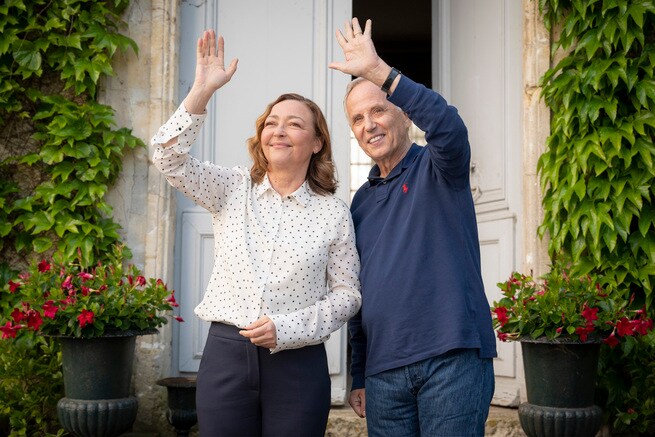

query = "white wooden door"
[174,0,354,404]
[434,0,524,406]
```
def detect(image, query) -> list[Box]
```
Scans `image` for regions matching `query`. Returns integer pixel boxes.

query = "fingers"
[351,17,363,36]
[239,317,277,348]
[216,34,224,66]
[348,390,367,418]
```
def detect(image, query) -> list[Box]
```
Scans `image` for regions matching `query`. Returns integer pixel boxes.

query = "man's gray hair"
[343,77,368,119]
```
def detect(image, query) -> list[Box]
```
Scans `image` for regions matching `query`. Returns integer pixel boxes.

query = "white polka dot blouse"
[151,104,361,353]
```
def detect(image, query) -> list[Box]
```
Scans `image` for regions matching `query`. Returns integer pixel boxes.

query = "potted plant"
[491,263,653,437]
[0,243,183,437]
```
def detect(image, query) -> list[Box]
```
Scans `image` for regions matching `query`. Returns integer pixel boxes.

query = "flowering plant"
[491,264,653,347]
[0,244,182,339]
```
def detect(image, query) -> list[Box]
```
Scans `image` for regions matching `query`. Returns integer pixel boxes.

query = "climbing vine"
[0,0,142,269]
[538,0,655,433]
[0,1,140,434]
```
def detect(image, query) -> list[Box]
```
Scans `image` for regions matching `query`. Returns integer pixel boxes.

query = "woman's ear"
[313,138,323,154]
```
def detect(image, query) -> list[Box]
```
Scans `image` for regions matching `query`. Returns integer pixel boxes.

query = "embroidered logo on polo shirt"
[402,183,409,194]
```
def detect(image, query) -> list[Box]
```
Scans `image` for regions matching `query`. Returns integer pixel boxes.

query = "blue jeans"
[365,348,494,437]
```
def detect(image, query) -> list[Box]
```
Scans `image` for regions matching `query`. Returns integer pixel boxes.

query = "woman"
[151,30,361,436]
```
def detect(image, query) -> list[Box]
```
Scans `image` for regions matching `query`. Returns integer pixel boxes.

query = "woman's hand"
[239,316,277,349]
[184,29,238,114]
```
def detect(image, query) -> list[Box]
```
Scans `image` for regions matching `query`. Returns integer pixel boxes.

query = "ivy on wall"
[0,0,142,269]
[538,0,655,433]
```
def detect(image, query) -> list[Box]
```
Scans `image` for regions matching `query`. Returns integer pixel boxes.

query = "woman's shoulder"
[310,191,351,214]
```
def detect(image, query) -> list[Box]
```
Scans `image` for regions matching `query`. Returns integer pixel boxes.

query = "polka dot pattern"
[152,104,362,353]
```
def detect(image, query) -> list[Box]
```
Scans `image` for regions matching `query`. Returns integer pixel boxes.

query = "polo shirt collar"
[367,143,422,183]
[256,174,312,207]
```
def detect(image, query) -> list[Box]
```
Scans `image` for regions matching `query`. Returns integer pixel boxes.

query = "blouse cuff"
[150,103,207,155]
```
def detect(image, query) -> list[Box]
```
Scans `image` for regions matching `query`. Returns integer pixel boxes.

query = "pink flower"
[61,275,73,290]
[78,272,93,281]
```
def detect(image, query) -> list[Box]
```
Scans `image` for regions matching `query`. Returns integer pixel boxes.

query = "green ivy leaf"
[32,237,53,253]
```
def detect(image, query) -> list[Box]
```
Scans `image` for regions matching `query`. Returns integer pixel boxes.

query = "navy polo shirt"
[348,76,497,390]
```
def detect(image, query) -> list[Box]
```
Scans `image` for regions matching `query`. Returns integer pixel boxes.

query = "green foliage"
[0,0,142,267]
[538,0,655,433]
[0,1,141,434]
[0,334,64,437]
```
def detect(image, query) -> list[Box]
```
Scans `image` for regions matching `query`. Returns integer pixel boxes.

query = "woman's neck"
[267,170,307,197]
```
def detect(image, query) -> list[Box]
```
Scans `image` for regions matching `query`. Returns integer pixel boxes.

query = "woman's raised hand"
[194,29,238,92]
[184,30,238,113]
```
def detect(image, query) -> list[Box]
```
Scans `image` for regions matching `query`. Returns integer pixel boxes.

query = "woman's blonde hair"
[247,93,337,195]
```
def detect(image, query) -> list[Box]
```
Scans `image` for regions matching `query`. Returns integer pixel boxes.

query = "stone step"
[326,405,526,437]
[124,405,525,436]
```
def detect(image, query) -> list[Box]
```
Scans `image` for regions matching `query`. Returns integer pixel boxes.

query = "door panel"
[434,0,523,405]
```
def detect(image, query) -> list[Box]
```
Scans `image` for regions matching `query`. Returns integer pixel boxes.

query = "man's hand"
[239,316,277,349]
[348,388,366,418]
[328,18,390,87]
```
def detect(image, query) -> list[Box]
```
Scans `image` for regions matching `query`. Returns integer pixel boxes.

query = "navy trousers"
[196,322,331,437]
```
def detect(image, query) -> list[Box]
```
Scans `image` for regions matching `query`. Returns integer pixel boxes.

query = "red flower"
[11,308,25,323]
[402,183,408,193]
[25,310,43,331]
[81,286,90,296]
[581,304,598,324]
[38,260,52,272]
[0,321,21,339]
[173,316,185,323]
[8,280,21,293]
[61,296,76,307]
[497,331,508,342]
[167,293,180,308]
[136,276,146,287]
[42,300,59,319]
[493,307,509,326]
[603,333,620,348]
[77,309,95,328]
[575,325,595,342]
[616,317,634,337]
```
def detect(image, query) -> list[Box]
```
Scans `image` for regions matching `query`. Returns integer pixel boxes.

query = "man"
[329,18,497,436]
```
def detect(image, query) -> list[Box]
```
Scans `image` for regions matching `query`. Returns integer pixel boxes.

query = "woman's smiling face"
[261,99,322,174]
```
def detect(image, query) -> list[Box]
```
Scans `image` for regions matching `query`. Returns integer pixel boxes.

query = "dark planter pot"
[518,337,603,437]
[157,376,198,437]
[55,330,155,437]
